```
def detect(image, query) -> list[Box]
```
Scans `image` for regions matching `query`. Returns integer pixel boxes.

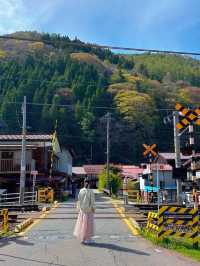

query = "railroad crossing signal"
[175,103,200,130]
[143,144,157,158]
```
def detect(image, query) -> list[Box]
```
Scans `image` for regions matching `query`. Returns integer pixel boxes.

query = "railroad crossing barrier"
[146,206,199,248]
[38,187,54,203]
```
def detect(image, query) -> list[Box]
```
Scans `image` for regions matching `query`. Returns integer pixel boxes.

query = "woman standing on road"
[74,179,95,244]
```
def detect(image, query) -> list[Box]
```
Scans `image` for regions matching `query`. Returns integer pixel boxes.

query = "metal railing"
[0,191,37,206]
[0,159,34,173]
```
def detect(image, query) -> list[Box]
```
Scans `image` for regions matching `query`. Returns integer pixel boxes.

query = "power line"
[0,100,188,112]
[0,35,200,56]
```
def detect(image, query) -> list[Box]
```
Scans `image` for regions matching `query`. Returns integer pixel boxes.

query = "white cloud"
[0,0,65,34]
[0,0,29,34]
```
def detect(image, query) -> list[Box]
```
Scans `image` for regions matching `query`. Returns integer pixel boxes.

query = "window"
[1,151,14,159]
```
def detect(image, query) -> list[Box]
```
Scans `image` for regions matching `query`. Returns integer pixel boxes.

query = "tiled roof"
[0,135,52,141]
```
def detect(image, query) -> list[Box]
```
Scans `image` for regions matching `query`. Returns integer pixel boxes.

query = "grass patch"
[111,195,118,200]
[141,229,200,262]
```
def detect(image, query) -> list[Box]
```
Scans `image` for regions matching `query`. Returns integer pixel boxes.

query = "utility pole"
[19,96,27,205]
[173,111,182,204]
[106,112,111,195]
[156,162,160,211]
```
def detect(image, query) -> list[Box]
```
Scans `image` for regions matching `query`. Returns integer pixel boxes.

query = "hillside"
[0,31,199,164]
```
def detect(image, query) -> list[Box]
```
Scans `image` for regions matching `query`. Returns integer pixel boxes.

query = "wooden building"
[0,135,73,196]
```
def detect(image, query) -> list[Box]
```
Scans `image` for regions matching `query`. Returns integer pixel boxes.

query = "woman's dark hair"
[84,178,90,188]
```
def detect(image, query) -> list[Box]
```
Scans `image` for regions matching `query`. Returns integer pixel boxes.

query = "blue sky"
[0,0,200,53]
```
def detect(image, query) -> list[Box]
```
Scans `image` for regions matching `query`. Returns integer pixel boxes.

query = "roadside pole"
[19,96,27,205]
[156,162,160,211]
[31,171,38,204]
[123,176,128,205]
[173,111,182,204]
[106,112,111,196]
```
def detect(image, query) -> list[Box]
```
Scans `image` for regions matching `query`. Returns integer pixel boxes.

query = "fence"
[0,191,37,206]
[0,159,32,173]
[128,190,140,202]
[146,206,199,248]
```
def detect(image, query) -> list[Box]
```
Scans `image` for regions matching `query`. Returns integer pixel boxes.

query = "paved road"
[0,192,198,266]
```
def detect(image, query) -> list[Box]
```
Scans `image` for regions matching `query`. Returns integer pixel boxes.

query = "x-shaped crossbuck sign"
[176,103,200,130]
[143,143,157,158]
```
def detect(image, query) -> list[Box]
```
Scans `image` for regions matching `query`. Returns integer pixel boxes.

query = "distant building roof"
[72,167,86,175]
[151,163,172,171]
[121,165,143,179]
[82,164,143,180]
[159,153,191,160]
[83,165,105,175]
[0,134,52,141]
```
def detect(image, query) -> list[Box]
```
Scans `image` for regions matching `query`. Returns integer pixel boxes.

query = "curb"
[42,206,51,212]
[14,218,33,233]
[129,217,141,230]
[41,201,59,212]
[53,201,58,207]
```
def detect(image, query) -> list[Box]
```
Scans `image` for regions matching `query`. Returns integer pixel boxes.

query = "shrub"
[98,171,107,191]
[98,166,122,195]
[110,172,122,195]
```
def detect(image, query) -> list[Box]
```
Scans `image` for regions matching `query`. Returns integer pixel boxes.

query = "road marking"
[110,235,120,239]
[112,202,139,236]
[93,235,101,239]
[18,203,60,236]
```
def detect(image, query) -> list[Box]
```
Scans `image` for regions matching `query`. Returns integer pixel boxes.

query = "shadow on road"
[0,253,68,266]
[0,236,34,248]
[87,242,150,256]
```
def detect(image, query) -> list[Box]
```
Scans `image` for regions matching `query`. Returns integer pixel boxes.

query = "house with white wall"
[140,163,176,202]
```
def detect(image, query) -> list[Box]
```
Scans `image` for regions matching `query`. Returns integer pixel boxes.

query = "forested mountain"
[0,31,199,164]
